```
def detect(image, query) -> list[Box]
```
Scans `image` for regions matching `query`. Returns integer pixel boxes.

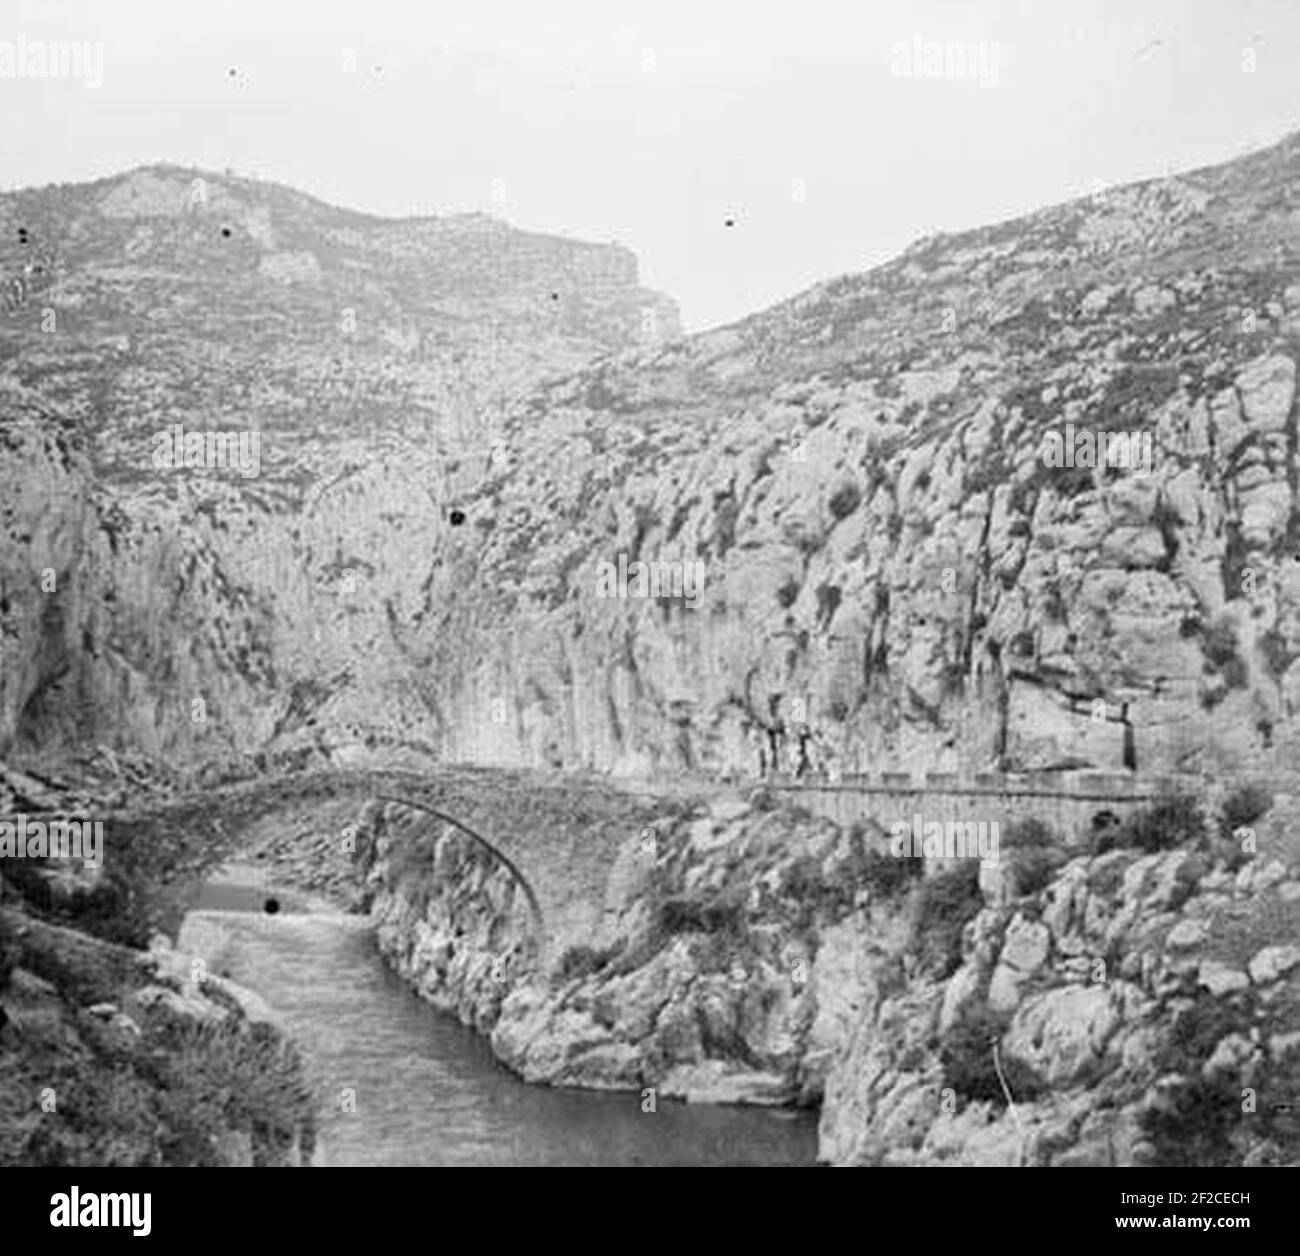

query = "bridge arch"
[370,793,545,938]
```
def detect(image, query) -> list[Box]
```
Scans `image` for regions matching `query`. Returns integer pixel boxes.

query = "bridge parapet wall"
[765,770,1204,842]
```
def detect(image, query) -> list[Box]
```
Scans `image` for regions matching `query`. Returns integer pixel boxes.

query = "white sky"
[3,0,1297,330]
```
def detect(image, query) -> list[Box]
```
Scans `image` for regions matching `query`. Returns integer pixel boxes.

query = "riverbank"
[5,750,1297,1167]
[250,780,1300,1166]
[0,756,321,1167]
[0,892,317,1166]
[179,893,819,1165]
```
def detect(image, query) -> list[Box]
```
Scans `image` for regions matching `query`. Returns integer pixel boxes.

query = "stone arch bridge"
[110,766,675,965]
[104,762,1212,965]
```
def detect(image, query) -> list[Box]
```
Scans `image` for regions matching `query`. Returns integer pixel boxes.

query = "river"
[185,881,819,1166]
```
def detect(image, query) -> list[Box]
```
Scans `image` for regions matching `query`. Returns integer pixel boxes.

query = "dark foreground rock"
[0,763,316,1167]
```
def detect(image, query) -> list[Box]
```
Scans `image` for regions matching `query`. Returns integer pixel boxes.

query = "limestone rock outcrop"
[422,134,1300,786]
[820,843,1300,1166]
[354,782,1298,1165]
[0,165,678,766]
[9,142,1300,786]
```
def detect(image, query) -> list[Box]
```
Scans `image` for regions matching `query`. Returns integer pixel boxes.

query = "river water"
[185,883,819,1166]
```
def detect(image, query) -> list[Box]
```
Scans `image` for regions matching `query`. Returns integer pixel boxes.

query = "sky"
[3,0,1299,332]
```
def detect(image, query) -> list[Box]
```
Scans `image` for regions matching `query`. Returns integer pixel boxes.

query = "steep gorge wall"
[0,166,678,767]
[11,145,1300,791]
[354,791,875,1106]
[396,141,1300,792]
[0,381,101,749]
[347,786,1300,1165]
[363,811,540,1034]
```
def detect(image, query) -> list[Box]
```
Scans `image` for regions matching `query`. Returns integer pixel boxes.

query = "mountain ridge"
[5,131,1300,785]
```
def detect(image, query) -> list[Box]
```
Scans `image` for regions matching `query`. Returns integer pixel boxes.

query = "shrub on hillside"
[939,1001,1048,1108]
[1203,616,1241,669]
[657,886,746,937]
[1002,818,1066,896]
[1220,656,1250,689]
[1010,847,1064,897]
[1140,1078,1242,1168]
[1102,792,1203,855]
[146,1018,316,1167]
[1219,783,1273,839]
[11,1006,316,1168]
[555,941,622,984]
[828,481,863,520]
[1139,994,1254,1166]
[860,846,924,900]
[908,861,984,979]
[780,854,857,922]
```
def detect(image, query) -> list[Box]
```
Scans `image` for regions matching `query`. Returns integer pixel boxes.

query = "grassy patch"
[3,970,315,1168]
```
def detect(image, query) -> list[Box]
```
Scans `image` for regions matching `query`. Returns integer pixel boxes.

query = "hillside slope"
[0,166,678,764]
[7,137,1300,785]
[421,131,1300,787]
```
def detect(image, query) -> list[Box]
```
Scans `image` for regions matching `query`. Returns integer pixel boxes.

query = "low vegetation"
[859,844,926,899]
[1,918,316,1167]
[939,1000,1048,1109]
[907,861,984,980]
[554,941,624,984]
[1095,790,1203,855]
[1001,817,1067,896]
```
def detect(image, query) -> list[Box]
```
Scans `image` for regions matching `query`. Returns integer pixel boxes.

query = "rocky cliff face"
[6,137,1300,1168]
[350,787,1299,1165]
[413,132,1300,787]
[0,166,677,765]
[821,830,1300,1166]
[359,792,866,1104]
[10,141,1300,787]
[0,382,95,749]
